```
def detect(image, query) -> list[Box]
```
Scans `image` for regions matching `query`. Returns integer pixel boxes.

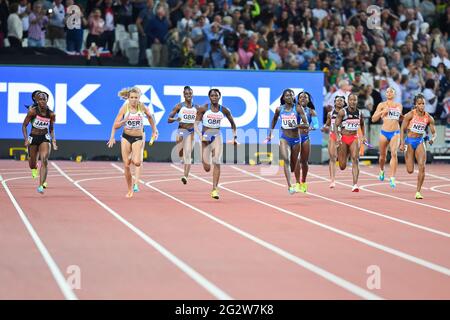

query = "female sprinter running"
[296,91,319,193]
[400,94,436,199]
[107,87,158,198]
[167,86,198,184]
[333,93,367,192]
[195,88,237,200]
[22,92,58,193]
[371,87,403,188]
[322,95,346,188]
[267,89,308,194]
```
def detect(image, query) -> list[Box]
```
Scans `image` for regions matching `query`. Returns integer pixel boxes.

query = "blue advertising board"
[0,66,324,144]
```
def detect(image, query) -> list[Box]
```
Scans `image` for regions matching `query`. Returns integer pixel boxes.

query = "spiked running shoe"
[389,177,396,188]
[211,189,219,199]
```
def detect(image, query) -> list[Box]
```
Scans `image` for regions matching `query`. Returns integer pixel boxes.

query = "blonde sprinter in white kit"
[107,87,158,198]
[167,86,198,184]
[195,88,237,200]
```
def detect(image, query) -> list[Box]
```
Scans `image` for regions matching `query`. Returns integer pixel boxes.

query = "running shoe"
[37,185,44,194]
[133,183,139,192]
[42,182,48,189]
[352,184,359,192]
[415,192,423,199]
[300,182,308,193]
[288,186,296,195]
[389,177,396,188]
[211,189,219,199]
[295,182,301,193]
[329,181,335,188]
[31,168,38,179]
[378,170,384,181]
[181,176,188,185]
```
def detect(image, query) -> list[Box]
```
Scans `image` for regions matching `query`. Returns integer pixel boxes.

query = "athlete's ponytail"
[118,87,142,100]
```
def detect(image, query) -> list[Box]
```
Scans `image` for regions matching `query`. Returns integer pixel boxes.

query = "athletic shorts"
[178,127,195,139]
[122,132,143,145]
[281,134,300,148]
[405,136,423,150]
[341,134,358,146]
[28,133,50,146]
[300,134,310,144]
[380,130,400,141]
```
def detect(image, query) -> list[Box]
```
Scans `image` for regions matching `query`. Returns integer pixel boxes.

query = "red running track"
[0,160,449,299]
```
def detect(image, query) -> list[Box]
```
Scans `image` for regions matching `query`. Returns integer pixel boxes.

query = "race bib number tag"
[33,115,50,130]
[182,113,196,123]
[281,114,298,129]
[344,119,359,131]
[411,123,426,134]
[387,109,400,120]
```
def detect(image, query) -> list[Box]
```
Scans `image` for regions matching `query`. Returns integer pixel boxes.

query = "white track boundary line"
[0,175,78,300]
[52,163,232,300]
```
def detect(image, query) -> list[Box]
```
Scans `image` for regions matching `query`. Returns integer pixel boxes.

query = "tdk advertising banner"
[0,66,324,144]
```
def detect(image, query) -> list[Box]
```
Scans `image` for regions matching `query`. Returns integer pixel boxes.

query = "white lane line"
[225,167,450,238]
[53,162,232,300]
[223,166,450,275]
[430,184,450,196]
[307,171,450,214]
[359,170,429,190]
[422,172,450,182]
[130,166,385,300]
[1,177,78,300]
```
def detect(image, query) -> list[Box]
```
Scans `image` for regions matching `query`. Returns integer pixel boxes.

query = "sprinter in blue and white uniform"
[296,91,319,193]
[267,89,309,194]
[195,88,237,200]
[167,86,198,185]
[108,87,158,198]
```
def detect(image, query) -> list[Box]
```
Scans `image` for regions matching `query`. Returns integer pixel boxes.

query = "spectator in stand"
[86,8,105,64]
[432,45,450,69]
[64,0,85,54]
[102,0,115,53]
[7,3,23,48]
[136,0,154,65]
[423,78,438,117]
[47,0,65,48]
[177,5,194,39]
[145,4,169,67]
[18,0,31,41]
[28,1,49,47]
[180,36,195,67]
[203,38,229,69]
[113,0,133,29]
